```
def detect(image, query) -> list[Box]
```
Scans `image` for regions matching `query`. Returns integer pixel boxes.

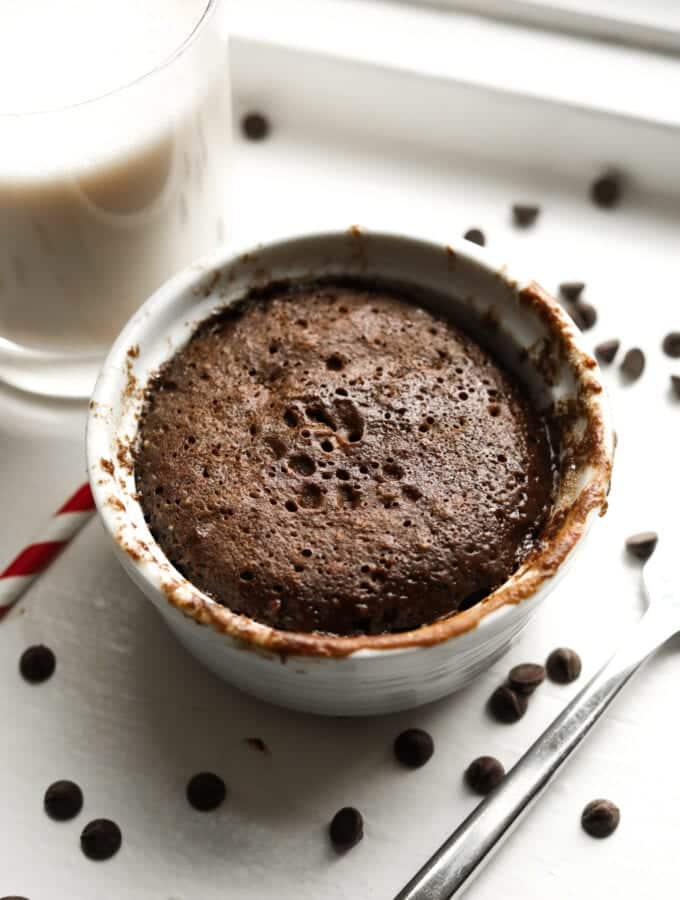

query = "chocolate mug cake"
[134,279,556,636]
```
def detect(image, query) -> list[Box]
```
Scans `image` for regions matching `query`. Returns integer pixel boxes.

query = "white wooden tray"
[1,24,679,900]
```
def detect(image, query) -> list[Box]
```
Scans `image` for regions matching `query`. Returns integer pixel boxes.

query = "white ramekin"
[86,228,613,716]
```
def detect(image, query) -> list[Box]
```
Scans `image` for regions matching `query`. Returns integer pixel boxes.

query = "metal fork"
[396,534,677,899]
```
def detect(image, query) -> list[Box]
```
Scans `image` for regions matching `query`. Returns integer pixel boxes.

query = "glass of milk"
[0,0,230,397]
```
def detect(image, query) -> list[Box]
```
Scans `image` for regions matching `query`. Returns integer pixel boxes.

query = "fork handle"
[394,611,667,900]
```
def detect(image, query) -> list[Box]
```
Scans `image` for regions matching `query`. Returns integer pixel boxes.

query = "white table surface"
[2,79,680,900]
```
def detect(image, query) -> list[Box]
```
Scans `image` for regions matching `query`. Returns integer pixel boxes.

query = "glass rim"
[1,0,218,119]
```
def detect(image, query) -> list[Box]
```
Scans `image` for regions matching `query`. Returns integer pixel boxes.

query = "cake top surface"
[135,280,555,636]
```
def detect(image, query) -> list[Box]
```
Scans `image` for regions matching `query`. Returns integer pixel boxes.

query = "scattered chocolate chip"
[488,685,528,723]
[394,728,434,768]
[80,819,122,861]
[186,772,226,811]
[564,301,586,330]
[546,648,582,684]
[591,171,622,209]
[512,204,539,227]
[595,339,620,364]
[19,645,55,684]
[464,228,485,247]
[508,663,546,696]
[576,302,597,331]
[672,375,680,399]
[662,331,680,358]
[244,737,270,755]
[329,807,364,850]
[559,282,585,302]
[465,756,505,795]
[620,347,645,381]
[241,112,270,141]
[625,531,658,561]
[581,799,620,838]
[44,780,83,821]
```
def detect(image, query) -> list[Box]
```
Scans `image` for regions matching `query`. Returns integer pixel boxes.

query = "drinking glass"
[0,0,230,397]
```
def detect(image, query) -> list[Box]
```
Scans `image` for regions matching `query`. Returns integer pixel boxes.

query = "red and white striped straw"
[0,482,96,622]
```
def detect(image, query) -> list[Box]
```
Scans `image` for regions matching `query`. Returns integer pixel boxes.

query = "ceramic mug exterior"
[87,228,613,716]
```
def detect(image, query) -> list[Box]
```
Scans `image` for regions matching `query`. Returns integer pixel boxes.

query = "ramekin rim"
[87,226,614,659]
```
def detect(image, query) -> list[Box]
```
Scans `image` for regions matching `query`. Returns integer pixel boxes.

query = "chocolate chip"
[394,728,434,768]
[576,302,597,331]
[512,205,539,227]
[591,171,622,209]
[581,799,620,838]
[546,647,582,684]
[44,780,83,821]
[488,685,528,723]
[80,819,122,860]
[19,645,55,684]
[559,282,585,302]
[625,531,658,561]
[564,301,586,330]
[672,375,680,399]
[662,331,680,358]
[186,772,226,811]
[595,339,620,364]
[329,806,364,850]
[244,737,270,755]
[464,228,485,247]
[465,756,505,795]
[620,347,645,381]
[508,663,546,696]
[241,112,270,141]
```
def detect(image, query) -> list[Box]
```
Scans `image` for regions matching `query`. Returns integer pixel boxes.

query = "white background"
[1,3,680,897]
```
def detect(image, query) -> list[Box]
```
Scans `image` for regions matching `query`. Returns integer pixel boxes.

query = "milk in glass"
[0,0,230,393]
